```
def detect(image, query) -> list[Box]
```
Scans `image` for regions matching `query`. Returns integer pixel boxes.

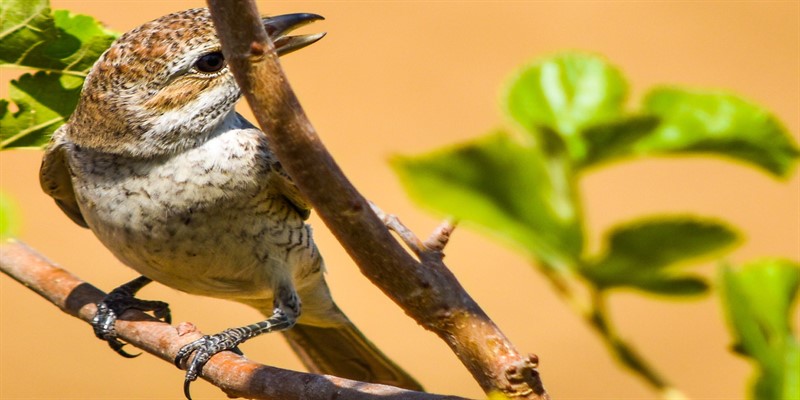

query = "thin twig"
[0,240,464,400]
[370,201,426,256]
[205,1,549,398]
[423,219,457,254]
[370,201,456,263]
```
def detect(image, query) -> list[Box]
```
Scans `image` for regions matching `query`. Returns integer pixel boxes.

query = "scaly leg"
[175,285,300,400]
[92,276,171,357]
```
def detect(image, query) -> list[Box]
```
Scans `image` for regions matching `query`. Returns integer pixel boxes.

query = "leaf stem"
[540,264,687,400]
[588,288,681,397]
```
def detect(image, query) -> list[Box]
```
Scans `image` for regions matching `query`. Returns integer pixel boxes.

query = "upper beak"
[262,13,325,56]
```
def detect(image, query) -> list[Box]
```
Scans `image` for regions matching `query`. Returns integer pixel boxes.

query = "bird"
[39,7,422,398]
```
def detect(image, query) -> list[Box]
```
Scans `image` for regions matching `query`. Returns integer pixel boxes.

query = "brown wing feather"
[269,163,312,220]
[39,125,88,228]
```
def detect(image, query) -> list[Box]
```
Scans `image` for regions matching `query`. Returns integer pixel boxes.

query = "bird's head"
[66,8,324,157]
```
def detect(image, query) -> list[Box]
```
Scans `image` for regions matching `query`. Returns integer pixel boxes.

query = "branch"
[0,240,464,400]
[206,1,548,398]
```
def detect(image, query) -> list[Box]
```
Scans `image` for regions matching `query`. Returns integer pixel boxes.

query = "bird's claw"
[175,330,247,400]
[92,301,139,357]
[91,280,171,358]
[107,336,140,358]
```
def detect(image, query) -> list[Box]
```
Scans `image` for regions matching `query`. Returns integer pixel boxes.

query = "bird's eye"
[195,52,225,73]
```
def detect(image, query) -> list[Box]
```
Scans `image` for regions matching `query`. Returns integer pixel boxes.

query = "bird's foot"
[175,328,250,400]
[175,308,292,399]
[92,276,171,357]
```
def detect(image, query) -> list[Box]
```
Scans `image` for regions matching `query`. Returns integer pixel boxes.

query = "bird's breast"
[67,127,313,299]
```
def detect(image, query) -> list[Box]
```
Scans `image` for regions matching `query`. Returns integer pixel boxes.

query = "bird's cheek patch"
[143,78,212,112]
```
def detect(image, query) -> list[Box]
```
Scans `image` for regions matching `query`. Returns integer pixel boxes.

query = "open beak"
[262,13,325,56]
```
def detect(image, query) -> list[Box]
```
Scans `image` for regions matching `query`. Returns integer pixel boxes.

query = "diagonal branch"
[0,240,463,400]
[205,1,548,398]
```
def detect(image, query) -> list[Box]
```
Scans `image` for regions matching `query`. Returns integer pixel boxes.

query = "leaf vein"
[0,116,62,149]
[0,5,48,39]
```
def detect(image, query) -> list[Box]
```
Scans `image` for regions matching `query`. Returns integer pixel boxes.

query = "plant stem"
[540,265,687,400]
[588,288,686,399]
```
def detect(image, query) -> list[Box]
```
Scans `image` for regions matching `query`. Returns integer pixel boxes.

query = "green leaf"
[0,0,117,74]
[635,88,800,178]
[0,71,82,149]
[0,191,21,239]
[625,275,709,296]
[0,0,51,65]
[392,130,583,270]
[582,216,739,295]
[720,259,800,400]
[505,53,628,161]
[577,114,660,170]
[0,0,118,149]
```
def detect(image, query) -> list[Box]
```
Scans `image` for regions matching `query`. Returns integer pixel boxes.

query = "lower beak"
[262,13,325,56]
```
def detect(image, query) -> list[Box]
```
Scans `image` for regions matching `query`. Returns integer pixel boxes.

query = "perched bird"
[39,8,421,397]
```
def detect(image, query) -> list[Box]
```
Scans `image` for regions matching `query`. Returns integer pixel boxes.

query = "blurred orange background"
[1,1,798,399]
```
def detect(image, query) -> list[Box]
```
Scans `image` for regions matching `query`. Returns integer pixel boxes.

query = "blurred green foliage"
[721,259,800,400]
[393,53,799,397]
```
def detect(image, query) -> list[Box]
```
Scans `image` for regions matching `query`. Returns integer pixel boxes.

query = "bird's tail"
[281,317,423,391]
